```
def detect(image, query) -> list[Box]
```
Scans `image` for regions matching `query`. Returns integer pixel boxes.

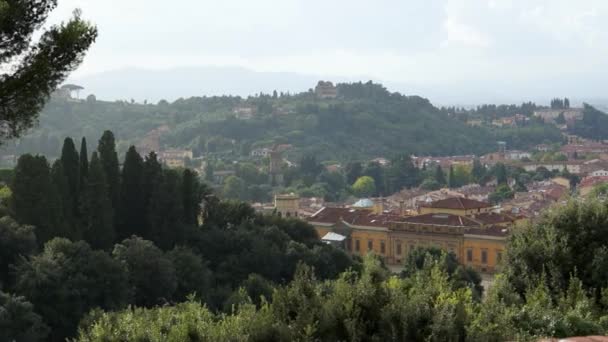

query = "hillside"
[1,82,563,161]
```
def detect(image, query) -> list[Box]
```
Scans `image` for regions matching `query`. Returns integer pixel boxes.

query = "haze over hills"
[69,65,608,107]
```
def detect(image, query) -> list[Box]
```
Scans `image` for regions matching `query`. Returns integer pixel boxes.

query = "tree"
[60,137,80,230]
[147,169,185,249]
[352,176,376,198]
[471,158,485,183]
[434,165,446,185]
[223,175,247,200]
[420,178,441,190]
[0,216,36,287]
[204,160,214,183]
[0,3,97,142]
[14,238,129,341]
[182,169,202,225]
[0,291,49,342]
[118,146,144,239]
[11,154,55,244]
[97,131,120,221]
[345,161,363,185]
[447,165,455,188]
[489,184,514,204]
[386,155,419,193]
[167,246,212,302]
[363,161,385,195]
[112,237,177,307]
[81,152,114,250]
[555,112,566,125]
[79,137,88,190]
[494,163,508,186]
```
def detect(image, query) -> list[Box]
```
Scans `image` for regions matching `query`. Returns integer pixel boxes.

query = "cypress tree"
[447,165,455,188]
[119,146,145,239]
[12,155,54,244]
[148,169,184,249]
[60,137,80,221]
[50,160,70,239]
[143,152,163,222]
[79,137,89,190]
[434,165,446,186]
[82,152,115,249]
[182,169,201,225]
[98,131,121,223]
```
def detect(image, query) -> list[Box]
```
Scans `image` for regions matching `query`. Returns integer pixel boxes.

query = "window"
[496,250,503,263]
[355,240,360,252]
[367,240,373,251]
[410,244,415,252]
[481,249,488,264]
[286,212,291,217]
[396,242,402,255]
[380,240,386,254]
[466,249,473,262]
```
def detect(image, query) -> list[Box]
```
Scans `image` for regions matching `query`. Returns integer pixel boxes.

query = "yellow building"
[307,197,514,274]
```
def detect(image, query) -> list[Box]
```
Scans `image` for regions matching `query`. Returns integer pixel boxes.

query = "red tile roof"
[579,176,608,189]
[402,213,481,227]
[472,212,515,225]
[420,197,492,210]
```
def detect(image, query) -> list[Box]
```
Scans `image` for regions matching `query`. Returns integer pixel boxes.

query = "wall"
[463,236,506,273]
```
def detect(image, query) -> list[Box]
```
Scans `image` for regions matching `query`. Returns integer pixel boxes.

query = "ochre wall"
[462,237,506,273]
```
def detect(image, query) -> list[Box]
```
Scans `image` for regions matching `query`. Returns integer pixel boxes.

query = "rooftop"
[402,213,481,227]
[420,197,492,210]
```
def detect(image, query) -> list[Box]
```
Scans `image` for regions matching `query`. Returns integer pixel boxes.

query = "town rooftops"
[472,212,515,225]
[401,213,480,227]
[420,197,492,210]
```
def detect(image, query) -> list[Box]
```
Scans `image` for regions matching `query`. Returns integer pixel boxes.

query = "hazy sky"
[47,0,608,98]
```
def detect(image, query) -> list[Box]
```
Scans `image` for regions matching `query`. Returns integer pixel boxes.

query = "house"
[314,81,338,99]
[233,105,256,120]
[591,170,608,177]
[250,148,271,158]
[506,150,532,160]
[533,108,583,123]
[159,149,193,168]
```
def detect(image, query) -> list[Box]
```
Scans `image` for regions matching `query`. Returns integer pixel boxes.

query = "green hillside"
[2,82,563,161]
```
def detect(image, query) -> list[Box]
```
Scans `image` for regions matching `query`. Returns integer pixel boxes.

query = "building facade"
[307,197,513,273]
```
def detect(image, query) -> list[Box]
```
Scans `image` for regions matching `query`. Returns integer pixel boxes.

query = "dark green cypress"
[142,152,163,228]
[11,155,54,244]
[119,146,145,239]
[79,137,89,190]
[147,169,184,249]
[60,137,80,221]
[82,152,115,249]
[182,169,201,225]
[50,160,70,239]
[97,131,121,225]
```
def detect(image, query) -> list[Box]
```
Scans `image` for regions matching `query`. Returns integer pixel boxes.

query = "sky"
[45,0,608,103]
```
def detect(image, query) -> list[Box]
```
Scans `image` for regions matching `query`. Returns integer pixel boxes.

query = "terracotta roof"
[473,212,515,225]
[579,176,608,189]
[306,207,362,225]
[402,213,481,227]
[307,207,409,229]
[420,197,492,210]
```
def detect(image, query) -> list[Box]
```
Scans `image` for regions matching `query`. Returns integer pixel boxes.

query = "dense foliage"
[0,130,356,341]
[76,200,608,341]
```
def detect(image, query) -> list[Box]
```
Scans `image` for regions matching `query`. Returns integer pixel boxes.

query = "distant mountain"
[69,66,356,103]
[69,66,608,107]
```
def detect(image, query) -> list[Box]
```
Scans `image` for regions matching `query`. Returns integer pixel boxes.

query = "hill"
[1,81,563,161]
